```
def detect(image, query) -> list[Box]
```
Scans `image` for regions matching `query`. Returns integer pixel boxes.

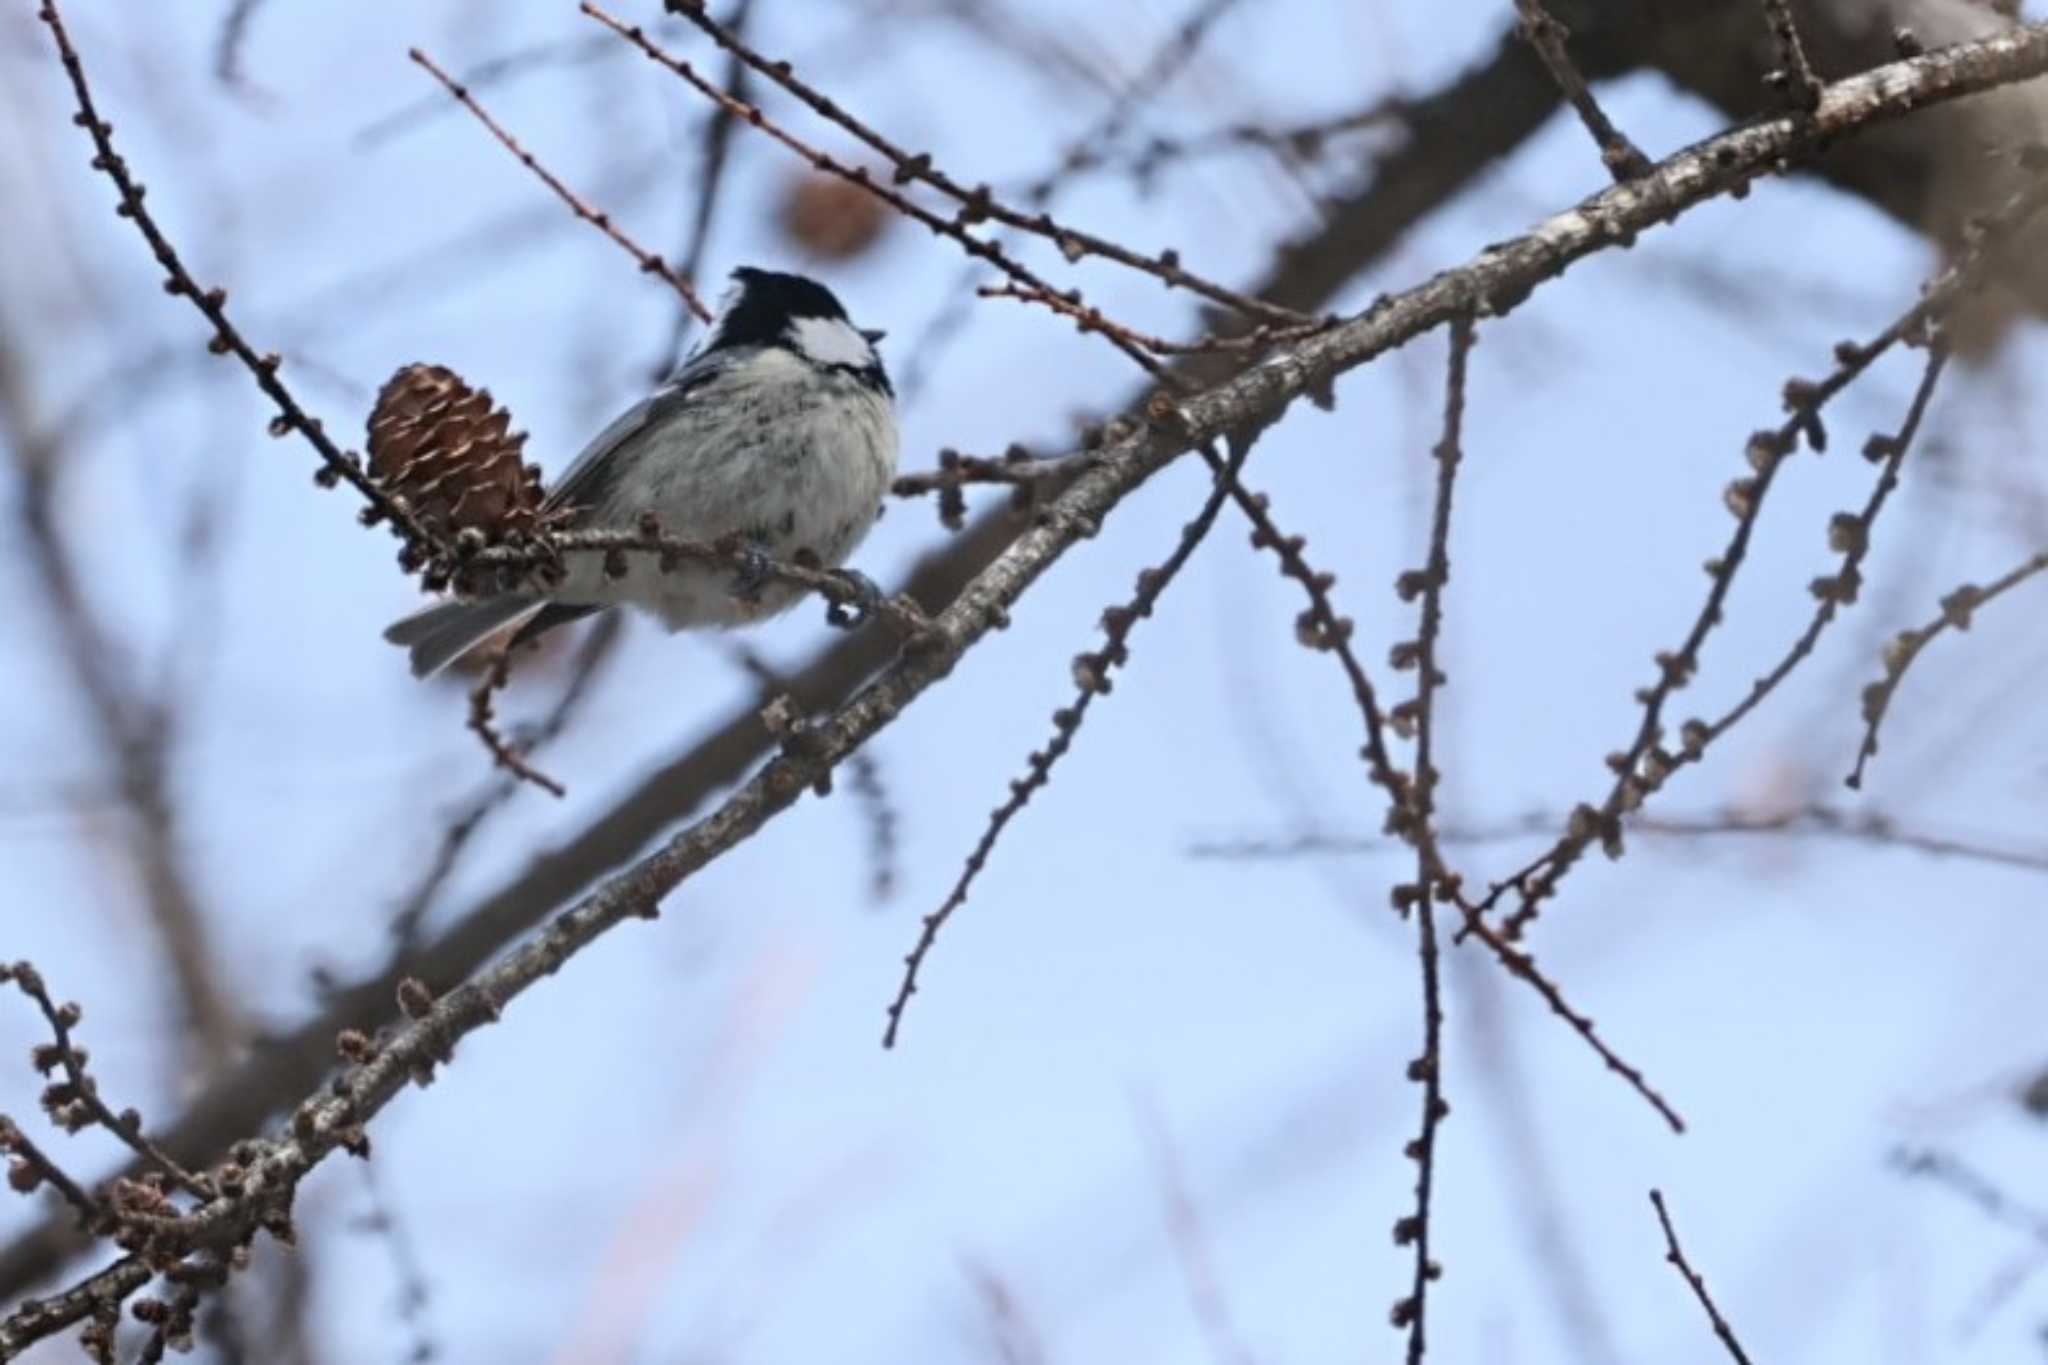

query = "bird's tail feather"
[382,597,544,679]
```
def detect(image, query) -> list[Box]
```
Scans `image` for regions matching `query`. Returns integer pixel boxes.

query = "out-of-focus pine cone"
[778,168,891,261]
[367,364,551,540]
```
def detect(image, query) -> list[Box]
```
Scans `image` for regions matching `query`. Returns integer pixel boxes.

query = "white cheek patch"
[790,315,877,369]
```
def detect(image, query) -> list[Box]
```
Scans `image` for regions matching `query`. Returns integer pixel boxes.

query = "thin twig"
[725,642,900,904]
[1512,0,1651,179]
[5,963,212,1199]
[1216,442,1685,1132]
[1498,171,2048,940]
[467,652,568,798]
[1391,316,1474,1360]
[891,447,1098,531]
[1649,1190,1756,1365]
[883,432,1259,1046]
[356,34,634,148]
[896,0,1264,398]
[582,3,1172,375]
[37,0,443,553]
[1219,456,1407,807]
[1690,341,1949,765]
[662,0,1306,326]
[1463,334,1950,900]
[977,282,1326,356]
[1457,954,1625,1365]
[212,0,273,97]
[132,1257,218,1364]
[962,1261,1050,1365]
[1115,99,1409,181]
[1893,1147,2048,1248]
[409,47,713,322]
[0,1117,103,1231]
[1453,904,1685,1129]
[0,1257,151,1360]
[389,613,625,951]
[1849,545,2048,788]
[1759,0,1824,111]
[353,1162,438,1365]
[843,750,900,904]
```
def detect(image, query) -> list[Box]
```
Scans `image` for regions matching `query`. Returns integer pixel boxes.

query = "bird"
[383,267,897,678]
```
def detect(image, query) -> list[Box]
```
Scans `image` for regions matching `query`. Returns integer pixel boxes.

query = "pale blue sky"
[4,3,2048,1362]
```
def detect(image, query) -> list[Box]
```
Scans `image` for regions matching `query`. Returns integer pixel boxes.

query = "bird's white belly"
[556,369,895,630]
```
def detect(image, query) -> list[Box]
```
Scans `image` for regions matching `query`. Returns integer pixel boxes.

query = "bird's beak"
[861,328,887,345]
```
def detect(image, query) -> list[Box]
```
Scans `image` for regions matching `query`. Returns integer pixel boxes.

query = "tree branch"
[8,15,2048,1314]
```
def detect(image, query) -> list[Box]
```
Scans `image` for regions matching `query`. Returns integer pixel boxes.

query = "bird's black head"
[705,267,891,396]
[709,268,848,345]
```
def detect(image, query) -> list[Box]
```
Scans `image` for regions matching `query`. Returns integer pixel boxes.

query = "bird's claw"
[825,568,884,628]
[730,544,775,603]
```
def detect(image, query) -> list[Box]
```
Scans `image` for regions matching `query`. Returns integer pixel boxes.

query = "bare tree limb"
[1759,0,1826,110]
[884,431,1256,1046]
[1495,168,2048,941]
[1649,1189,1757,1365]
[409,46,713,322]
[9,15,2048,1312]
[1391,315,1474,1361]
[1849,540,2048,787]
[1513,0,1653,178]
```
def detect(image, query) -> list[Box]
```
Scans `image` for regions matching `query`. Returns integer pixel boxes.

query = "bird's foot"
[729,543,775,603]
[825,567,884,628]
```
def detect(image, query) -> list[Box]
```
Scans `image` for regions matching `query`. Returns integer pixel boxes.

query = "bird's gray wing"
[543,355,730,520]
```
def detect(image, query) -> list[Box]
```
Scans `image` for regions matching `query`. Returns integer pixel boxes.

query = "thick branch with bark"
[7,11,2048,1343]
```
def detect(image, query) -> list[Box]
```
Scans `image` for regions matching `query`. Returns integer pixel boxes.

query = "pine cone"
[366,364,550,541]
[778,168,891,261]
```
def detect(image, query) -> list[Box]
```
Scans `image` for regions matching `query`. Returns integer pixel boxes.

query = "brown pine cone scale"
[366,364,560,542]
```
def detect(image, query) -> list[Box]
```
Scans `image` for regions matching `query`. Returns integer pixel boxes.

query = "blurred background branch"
[3,1,2048,1359]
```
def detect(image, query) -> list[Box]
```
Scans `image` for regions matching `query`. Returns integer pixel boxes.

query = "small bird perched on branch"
[383,266,897,677]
